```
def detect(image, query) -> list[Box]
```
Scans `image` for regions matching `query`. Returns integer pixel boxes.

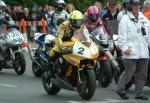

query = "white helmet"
[0,0,6,8]
[56,0,65,5]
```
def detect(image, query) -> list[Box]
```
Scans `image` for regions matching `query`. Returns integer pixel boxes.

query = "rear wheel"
[78,69,96,100]
[14,52,26,75]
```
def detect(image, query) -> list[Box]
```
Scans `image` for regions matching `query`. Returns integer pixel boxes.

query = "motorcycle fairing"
[62,37,99,66]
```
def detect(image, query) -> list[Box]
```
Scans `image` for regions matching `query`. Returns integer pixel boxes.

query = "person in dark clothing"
[14,5,24,21]
[37,4,49,20]
[22,8,33,41]
[102,0,119,21]
[102,0,119,39]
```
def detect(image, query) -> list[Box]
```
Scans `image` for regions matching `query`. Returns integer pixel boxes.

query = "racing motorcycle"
[28,33,55,77]
[0,28,26,75]
[42,37,99,100]
[92,28,119,87]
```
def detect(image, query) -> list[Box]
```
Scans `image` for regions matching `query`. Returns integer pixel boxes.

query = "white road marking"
[0,83,17,88]
[68,99,139,103]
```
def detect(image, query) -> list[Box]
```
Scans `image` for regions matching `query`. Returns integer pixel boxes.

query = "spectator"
[102,0,119,21]
[37,4,49,20]
[14,5,24,21]
[116,0,150,100]
[22,8,32,21]
[10,6,17,21]
[117,0,130,22]
[22,7,33,41]
[65,3,75,14]
[102,0,119,39]
[47,6,55,24]
[144,0,150,20]
[94,1,107,17]
[31,5,39,21]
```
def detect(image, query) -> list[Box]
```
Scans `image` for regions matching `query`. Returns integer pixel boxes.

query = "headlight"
[12,38,23,44]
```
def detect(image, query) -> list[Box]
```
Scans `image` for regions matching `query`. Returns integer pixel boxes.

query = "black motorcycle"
[0,28,26,75]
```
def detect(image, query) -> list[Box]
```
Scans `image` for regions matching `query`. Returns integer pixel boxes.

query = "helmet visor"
[89,14,99,22]
[71,19,83,27]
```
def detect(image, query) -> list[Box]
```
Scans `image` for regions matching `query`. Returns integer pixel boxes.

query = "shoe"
[135,95,149,100]
[116,91,129,100]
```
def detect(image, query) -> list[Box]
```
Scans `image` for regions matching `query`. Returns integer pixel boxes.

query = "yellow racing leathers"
[49,20,91,57]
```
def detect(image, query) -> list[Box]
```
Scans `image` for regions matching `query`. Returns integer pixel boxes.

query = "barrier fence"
[3,18,47,52]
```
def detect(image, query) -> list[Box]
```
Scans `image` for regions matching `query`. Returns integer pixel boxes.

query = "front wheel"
[78,69,96,100]
[42,71,61,95]
[14,52,26,75]
[97,61,112,87]
[32,61,42,77]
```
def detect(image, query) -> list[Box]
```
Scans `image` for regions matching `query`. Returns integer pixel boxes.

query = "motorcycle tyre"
[78,69,96,100]
[97,61,112,87]
[14,52,26,75]
[32,61,42,77]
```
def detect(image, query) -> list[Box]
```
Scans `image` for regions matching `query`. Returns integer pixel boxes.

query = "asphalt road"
[0,52,150,103]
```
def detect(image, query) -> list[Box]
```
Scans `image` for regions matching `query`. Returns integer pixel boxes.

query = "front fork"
[77,68,83,84]
[10,46,22,60]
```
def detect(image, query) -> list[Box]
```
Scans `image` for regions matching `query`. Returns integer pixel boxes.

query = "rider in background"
[83,6,109,38]
[47,0,69,35]
[0,0,15,34]
[49,10,91,61]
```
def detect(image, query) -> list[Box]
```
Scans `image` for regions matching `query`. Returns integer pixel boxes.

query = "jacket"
[53,20,91,52]
[118,11,150,59]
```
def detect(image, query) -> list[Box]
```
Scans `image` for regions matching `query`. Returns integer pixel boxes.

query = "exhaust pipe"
[105,51,120,71]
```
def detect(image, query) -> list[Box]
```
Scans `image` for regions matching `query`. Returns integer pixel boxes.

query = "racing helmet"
[87,6,99,23]
[69,10,83,29]
[55,0,65,11]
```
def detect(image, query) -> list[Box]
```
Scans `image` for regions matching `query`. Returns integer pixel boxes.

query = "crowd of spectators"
[3,1,146,41]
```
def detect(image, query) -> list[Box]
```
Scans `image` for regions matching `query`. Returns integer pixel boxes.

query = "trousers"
[117,59,148,97]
